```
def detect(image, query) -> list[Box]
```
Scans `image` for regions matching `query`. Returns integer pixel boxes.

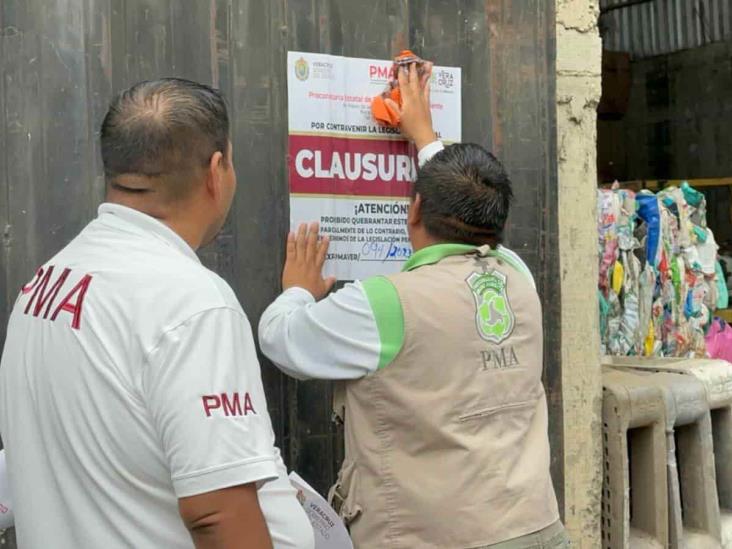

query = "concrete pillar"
[555,1,603,546]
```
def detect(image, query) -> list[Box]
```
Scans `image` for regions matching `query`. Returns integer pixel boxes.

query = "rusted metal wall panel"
[0,1,558,545]
[600,0,732,58]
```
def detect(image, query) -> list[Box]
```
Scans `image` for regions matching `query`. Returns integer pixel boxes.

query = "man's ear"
[204,151,225,200]
[408,193,423,227]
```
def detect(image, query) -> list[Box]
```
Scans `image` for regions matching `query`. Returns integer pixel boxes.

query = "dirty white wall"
[555,0,603,546]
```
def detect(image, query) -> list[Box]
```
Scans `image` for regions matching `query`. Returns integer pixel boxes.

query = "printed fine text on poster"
[287,51,461,280]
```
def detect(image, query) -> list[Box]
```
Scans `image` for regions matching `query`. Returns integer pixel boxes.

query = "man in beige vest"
[259,64,567,548]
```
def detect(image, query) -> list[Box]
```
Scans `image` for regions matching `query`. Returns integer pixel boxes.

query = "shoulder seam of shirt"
[144,305,248,362]
[360,276,404,370]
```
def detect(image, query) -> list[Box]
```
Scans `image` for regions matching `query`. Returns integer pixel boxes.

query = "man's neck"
[160,217,204,250]
[409,234,442,253]
[411,237,497,253]
[106,193,204,250]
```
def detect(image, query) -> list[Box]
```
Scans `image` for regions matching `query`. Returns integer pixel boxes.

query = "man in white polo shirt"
[0,78,313,548]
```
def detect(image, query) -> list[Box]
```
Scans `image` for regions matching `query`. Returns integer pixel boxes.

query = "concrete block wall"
[606,357,732,546]
[602,368,668,548]
[556,1,603,546]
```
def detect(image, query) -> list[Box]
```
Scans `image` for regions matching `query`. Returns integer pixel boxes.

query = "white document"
[287,51,461,280]
[289,471,353,549]
[0,450,13,529]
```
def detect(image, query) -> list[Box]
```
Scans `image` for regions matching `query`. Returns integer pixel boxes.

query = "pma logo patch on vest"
[466,270,515,344]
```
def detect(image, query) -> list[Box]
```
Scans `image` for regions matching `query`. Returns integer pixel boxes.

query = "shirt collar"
[402,243,477,272]
[97,203,201,264]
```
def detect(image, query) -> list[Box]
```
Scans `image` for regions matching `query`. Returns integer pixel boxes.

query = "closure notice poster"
[287,51,461,280]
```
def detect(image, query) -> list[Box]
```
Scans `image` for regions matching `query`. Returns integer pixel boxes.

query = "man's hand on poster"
[386,62,437,150]
[282,222,337,300]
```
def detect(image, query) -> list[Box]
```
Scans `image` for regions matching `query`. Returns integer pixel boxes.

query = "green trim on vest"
[361,276,405,369]
[402,243,477,272]
[489,249,533,282]
[403,243,535,286]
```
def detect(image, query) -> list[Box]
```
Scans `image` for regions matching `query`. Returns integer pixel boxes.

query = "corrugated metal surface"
[0,1,560,546]
[600,0,732,57]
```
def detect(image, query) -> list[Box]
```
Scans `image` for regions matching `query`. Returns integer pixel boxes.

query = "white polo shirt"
[0,203,313,549]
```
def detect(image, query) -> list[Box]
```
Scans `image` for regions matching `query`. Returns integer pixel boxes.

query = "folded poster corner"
[289,471,353,549]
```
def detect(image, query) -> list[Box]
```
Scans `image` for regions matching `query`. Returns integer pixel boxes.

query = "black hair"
[100,78,229,196]
[414,143,513,246]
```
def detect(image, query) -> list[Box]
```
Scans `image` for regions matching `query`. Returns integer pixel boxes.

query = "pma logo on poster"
[369,64,390,82]
[295,57,309,81]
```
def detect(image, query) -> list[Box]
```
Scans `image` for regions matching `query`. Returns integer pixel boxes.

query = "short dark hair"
[414,143,513,246]
[100,78,229,196]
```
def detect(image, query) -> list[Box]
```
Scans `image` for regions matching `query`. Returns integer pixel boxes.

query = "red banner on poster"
[288,135,417,198]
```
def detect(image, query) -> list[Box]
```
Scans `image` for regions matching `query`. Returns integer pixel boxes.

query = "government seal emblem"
[294,57,309,81]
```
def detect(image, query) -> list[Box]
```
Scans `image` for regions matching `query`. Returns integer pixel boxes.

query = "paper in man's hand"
[289,471,353,549]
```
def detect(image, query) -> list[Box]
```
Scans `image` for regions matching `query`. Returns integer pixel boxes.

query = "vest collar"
[402,243,477,272]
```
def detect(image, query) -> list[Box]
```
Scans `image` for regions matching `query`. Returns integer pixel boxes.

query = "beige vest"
[330,248,559,549]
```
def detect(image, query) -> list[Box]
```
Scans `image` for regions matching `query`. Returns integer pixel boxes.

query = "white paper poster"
[289,471,353,549]
[0,450,13,529]
[287,51,461,280]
